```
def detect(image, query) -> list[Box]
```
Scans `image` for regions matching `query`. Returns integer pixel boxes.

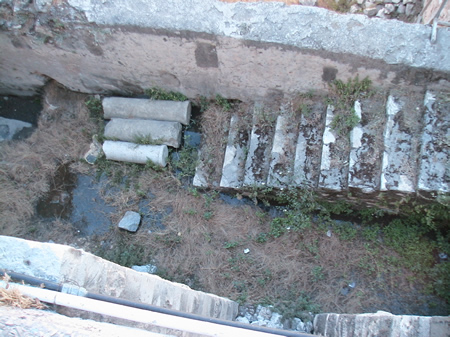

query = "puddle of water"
[70,174,116,236]
[36,164,76,219]
[36,165,173,237]
[36,165,116,236]
[0,96,41,125]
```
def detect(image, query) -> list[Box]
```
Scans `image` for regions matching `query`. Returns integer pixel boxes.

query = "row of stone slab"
[101,97,191,166]
[194,90,449,198]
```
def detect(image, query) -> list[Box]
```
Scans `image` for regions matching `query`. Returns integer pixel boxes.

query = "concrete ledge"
[313,311,450,337]
[68,0,450,72]
[0,236,238,321]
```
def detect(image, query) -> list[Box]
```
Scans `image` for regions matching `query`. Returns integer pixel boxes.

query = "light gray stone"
[220,115,248,188]
[118,211,141,232]
[34,0,52,12]
[397,3,406,13]
[0,117,32,141]
[104,119,182,148]
[405,3,415,16]
[103,141,168,166]
[103,97,191,125]
[267,114,297,187]
[418,91,449,193]
[350,4,361,13]
[83,135,102,164]
[385,3,396,13]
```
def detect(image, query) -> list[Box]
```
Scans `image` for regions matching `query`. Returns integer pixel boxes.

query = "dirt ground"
[0,81,448,323]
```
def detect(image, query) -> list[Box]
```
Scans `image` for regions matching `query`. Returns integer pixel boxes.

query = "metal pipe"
[0,269,313,337]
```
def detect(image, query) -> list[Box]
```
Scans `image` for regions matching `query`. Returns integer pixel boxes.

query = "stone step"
[348,92,386,193]
[380,90,423,193]
[220,114,250,188]
[267,114,299,187]
[418,91,450,193]
[104,118,182,148]
[193,90,449,204]
[293,100,326,188]
[318,105,350,191]
[103,97,191,125]
[243,105,277,186]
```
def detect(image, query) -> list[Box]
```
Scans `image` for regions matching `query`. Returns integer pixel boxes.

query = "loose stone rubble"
[235,304,314,334]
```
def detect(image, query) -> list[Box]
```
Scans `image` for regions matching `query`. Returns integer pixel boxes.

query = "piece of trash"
[439,253,448,260]
[326,230,332,237]
[348,282,356,288]
[244,248,250,254]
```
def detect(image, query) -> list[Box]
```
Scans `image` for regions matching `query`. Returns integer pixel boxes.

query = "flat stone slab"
[103,97,191,125]
[104,118,182,148]
[0,116,32,141]
[381,92,422,193]
[293,100,326,188]
[348,95,385,193]
[243,106,276,186]
[220,115,249,188]
[267,114,298,187]
[118,211,141,232]
[418,91,450,193]
[318,105,349,191]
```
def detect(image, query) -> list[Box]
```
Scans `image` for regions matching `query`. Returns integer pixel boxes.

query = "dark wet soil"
[0,96,41,125]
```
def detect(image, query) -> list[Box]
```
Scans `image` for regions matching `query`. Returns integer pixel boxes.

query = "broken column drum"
[104,119,182,148]
[103,98,191,125]
[103,141,169,166]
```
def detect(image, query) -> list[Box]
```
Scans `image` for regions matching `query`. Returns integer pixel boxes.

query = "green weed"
[328,75,372,136]
[145,87,188,101]
[215,94,232,111]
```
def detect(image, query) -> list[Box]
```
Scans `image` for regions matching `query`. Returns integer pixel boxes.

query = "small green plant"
[96,237,148,267]
[145,87,188,101]
[224,241,239,249]
[170,136,199,178]
[133,134,164,145]
[328,75,372,136]
[333,222,357,241]
[85,96,103,118]
[215,94,232,111]
[255,232,269,243]
[311,265,325,282]
[203,211,213,220]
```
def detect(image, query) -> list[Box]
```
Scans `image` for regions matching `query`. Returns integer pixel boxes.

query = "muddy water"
[36,165,116,236]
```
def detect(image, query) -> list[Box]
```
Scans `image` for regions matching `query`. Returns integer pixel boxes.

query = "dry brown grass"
[0,276,46,309]
[0,81,96,236]
[108,177,396,314]
[196,105,233,185]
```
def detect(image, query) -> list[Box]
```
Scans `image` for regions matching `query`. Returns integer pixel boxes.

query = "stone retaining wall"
[0,0,448,101]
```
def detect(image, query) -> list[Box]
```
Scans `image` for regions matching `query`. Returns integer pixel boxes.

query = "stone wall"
[0,0,449,101]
